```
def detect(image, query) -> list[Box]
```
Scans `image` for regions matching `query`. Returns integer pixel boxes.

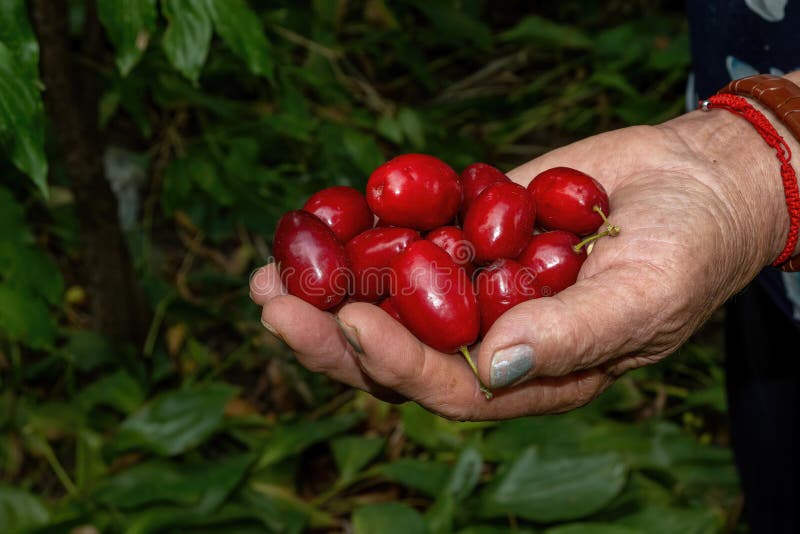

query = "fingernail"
[335,317,364,354]
[260,318,283,341]
[490,344,534,388]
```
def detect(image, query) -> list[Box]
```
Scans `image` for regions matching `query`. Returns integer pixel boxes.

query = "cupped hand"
[250,107,795,420]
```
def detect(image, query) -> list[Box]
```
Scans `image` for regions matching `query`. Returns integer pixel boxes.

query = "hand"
[250,102,798,420]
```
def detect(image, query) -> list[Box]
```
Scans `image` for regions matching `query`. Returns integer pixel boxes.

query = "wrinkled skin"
[250,100,800,421]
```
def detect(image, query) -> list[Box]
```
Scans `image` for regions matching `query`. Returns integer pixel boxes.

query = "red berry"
[366,154,461,230]
[303,186,373,243]
[463,182,536,264]
[426,226,476,276]
[345,227,420,302]
[516,230,585,296]
[274,210,351,310]
[475,259,537,337]
[390,241,479,353]
[528,167,609,235]
[378,298,404,323]
[459,163,511,222]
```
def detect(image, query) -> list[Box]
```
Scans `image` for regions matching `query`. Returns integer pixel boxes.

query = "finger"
[338,303,617,419]
[249,264,286,305]
[475,367,614,419]
[477,260,677,390]
[337,302,489,415]
[261,295,403,402]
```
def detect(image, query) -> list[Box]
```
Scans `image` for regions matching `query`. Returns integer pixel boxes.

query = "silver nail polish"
[490,344,534,388]
[335,317,364,354]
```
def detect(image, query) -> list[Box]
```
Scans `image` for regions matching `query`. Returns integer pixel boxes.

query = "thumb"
[477,261,673,389]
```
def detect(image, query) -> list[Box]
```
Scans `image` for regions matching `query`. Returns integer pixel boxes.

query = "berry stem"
[574,228,615,252]
[459,345,493,400]
[593,205,620,236]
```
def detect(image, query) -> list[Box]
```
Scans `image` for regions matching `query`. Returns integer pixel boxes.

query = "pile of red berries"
[273,154,618,396]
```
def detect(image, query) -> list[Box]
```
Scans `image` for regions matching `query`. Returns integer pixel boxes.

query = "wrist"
[661,78,800,266]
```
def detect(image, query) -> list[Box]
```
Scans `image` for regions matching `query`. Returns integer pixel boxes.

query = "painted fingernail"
[490,344,534,388]
[335,317,364,354]
[260,318,283,341]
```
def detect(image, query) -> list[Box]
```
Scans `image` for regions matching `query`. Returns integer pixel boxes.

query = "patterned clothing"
[686,0,800,328]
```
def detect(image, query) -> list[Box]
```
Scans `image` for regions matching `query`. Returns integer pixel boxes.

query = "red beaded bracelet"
[700,93,800,270]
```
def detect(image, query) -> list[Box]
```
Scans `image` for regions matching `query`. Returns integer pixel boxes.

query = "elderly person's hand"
[250,76,800,420]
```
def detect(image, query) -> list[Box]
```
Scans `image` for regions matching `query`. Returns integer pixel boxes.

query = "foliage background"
[0,1,743,532]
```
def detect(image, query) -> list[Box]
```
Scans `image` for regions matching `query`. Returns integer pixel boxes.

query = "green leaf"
[445,447,482,501]
[161,0,212,83]
[0,42,47,196]
[424,447,482,534]
[257,412,364,467]
[0,0,40,79]
[60,329,118,372]
[77,370,145,414]
[481,415,587,462]
[0,484,49,532]
[378,459,451,497]
[407,0,491,50]
[545,524,643,534]
[0,241,63,306]
[0,282,56,348]
[95,453,254,510]
[353,502,428,534]
[114,383,237,456]
[0,188,30,243]
[340,128,383,176]
[501,15,591,48]
[97,0,158,76]
[245,483,334,531]
[397,108,425,149]
[481,448,627,522]
[203,0,273,79]
[618,506,720,534]
[331,436,384,482]
[76,429,107,493]
[401,403,466,451]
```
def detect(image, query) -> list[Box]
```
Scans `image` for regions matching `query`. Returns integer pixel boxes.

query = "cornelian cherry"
[527,167,609,235]
[345,227,420,302]
[389,241,479,353]
[459,163,511,222]
[463,182,536,264]
[303,186,373,243]
[378,298,404,323]
[475,259,537,337]
[426,226,476,276]
[516,230,585,297]
[366,154,461,230]
[274,210,351,310]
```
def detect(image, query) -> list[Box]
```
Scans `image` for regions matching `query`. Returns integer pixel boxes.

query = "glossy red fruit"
[366,154,461,230]
[390,241,479,353]
[528,167,609,235]
[426,226,476,276]
[273,210,351,310]
[516,230,585,296]
[378,298,404,323]
[459,162,511,222]
[345,227,420,301]
[475,259,537,337]
[463,182,536,264]
[303,186,373,243]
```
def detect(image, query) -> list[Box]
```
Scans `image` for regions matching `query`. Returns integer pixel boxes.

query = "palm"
[251,124,764,420]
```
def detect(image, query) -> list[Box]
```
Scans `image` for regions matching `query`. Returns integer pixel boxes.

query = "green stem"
[40,440,78,497]
[459,346,493,400]
[592,205,620,236]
